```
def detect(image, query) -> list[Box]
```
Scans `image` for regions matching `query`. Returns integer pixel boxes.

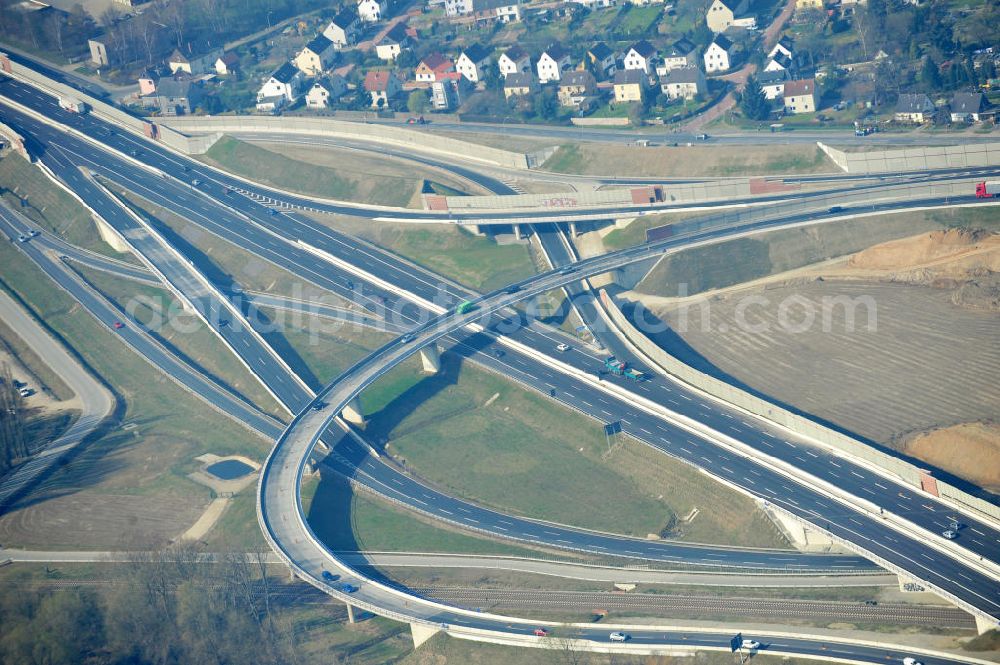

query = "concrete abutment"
[341,396,365,426]
[410,623,441,648]
[419,344,441,374]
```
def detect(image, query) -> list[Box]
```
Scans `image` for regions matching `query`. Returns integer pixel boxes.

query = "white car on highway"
[903,658,923,665]
[556,343,570,352]
[609,632,629,642]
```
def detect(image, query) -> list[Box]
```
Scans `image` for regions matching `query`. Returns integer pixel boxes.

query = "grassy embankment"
[543,143,835,177]
[0,154,135,261]
[199,136,479,208]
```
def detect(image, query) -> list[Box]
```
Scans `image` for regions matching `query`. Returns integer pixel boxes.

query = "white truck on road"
[58,96,89,113]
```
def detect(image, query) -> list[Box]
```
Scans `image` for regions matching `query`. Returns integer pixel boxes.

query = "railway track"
[415,587,976,630]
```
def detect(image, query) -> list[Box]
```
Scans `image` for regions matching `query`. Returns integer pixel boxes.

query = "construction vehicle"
[604,356,627,376]
[975,181,1000,198]
[58,96,88,113]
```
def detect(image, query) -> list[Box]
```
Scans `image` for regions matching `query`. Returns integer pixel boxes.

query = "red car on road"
[113,321,125,330]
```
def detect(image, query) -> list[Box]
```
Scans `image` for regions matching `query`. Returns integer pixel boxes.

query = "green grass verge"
[0,240,270,548]
[304,474,546,556]
[200,136,416,207]
[351,352,787,547]
[74,265,286,419]
[0,154,132,261]
[541,144,584,173]
[313,215,538,293]
[600,212,702,251]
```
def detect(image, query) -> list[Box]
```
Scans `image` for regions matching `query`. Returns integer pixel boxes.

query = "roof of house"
[714,0,744,12]
[358,0,380,6]
[664,67,702,84]
[783,78,814,97]
[896,92,934,113]
[218,52,239,66]
[303,33,334,55]
[501,44,528,61]
[951,91,985,113]
[169,42,220,63]
[308,81,332,95]
[419,52,453,71]
[757,68,788,84]
[155,78,195,98]
[461,43,491,64]
[504,71,535,88]
[589,42,614,61]
[379,23,408,45]
[330,8,358,28]
[773,35,793,51]
[270,62,299,84]
[628,40,657,59]
[364,70,395,91]
[770,52,792,69]
[541,43,569,61]
[138,68,160,81]
[613,69,645,85]
[560,71,595,88]
[710,35,733,51]
[669,38,696,56]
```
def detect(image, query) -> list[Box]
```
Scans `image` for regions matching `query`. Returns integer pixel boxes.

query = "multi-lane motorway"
[2,64,999,661]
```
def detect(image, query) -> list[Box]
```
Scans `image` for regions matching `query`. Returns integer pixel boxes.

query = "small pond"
[206,459,255,481]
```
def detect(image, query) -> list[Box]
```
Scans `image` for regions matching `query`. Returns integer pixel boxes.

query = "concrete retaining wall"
[818,141,1000,174]
[445,180,753,210]
[571,117,630,126]
[598,289,1000,522]
[0,120,30,160]
[160,116,530,169]
[0,59,215,155]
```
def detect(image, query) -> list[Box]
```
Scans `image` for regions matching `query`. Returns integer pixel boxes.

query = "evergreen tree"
[920,55,941,91]
[739,75,770,120]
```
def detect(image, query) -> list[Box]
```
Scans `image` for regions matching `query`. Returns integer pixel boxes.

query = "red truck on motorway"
[975,181,1000,198]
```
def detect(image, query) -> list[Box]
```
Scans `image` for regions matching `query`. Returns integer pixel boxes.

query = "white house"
[168,44,223,76]
[623,40,657,74]
[456,44,492,83]
[375,23,409,61]
[293,34,337,76]
[324,9,361,48]
[768,36,794,61]
[537,44,571,83]
[586,42,616,78]
[214,53,239,76]
[257,62,302,105]
[498,45,530,78]
[757,69,787,100]
[704,35,734,73]
[706,0,752,32]
[661,66,705,100]
[764,51,793,74]
[305,76,347,109]
[658,38,697,75]
[357,0,385,23]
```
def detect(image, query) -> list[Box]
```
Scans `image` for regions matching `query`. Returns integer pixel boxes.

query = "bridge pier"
[569,221,578,237]
[513,224,525,240]
[341,396,365,426]
[345,603,356,624]
[410,623,441,648]
[419,344,441,374]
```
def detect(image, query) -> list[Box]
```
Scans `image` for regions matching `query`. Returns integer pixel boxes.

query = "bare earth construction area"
[631,227,1000,492]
